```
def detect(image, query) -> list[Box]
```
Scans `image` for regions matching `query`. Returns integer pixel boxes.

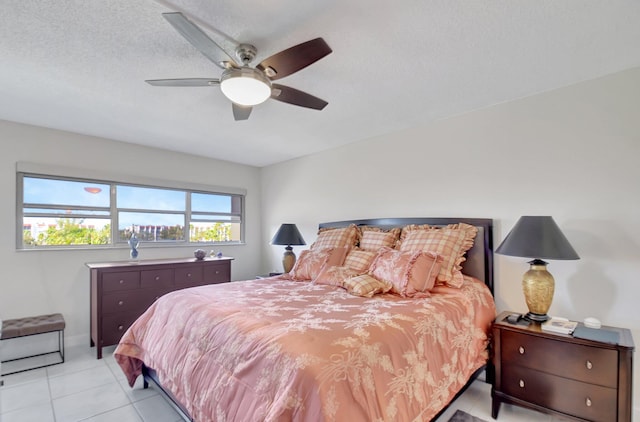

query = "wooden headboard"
[319,218,494,295]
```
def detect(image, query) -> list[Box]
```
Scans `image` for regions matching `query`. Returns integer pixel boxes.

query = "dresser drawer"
[141,269,174,289]
[502,330,618,388]
[204,262,230,284]
[503,364,617,422]
[175,265,204,286]
[101,311,141,345]
[101,289,164,314]
[102,271,140,292]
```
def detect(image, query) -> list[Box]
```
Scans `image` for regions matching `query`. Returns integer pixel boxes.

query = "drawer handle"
[187,273,192,277]
[118,325,124,331]
[118,301,124,306]
[586,397,592,407]
[119,279,124,284]
[215,270,219,274]
[518,346,525,355]
[519,379,525,388]
[155,276,160,281]
[586,360,593,370]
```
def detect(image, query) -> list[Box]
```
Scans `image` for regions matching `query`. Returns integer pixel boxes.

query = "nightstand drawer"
[502,330,618,388]
[503,365,617,422]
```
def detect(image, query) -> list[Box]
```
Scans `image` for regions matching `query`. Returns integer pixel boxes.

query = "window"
[18,171,244,249]
[116,185,186,243]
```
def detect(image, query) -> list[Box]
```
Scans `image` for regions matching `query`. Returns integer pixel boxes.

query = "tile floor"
[0,344,571,422]
[0,345,183,422]
[433,377,572,422]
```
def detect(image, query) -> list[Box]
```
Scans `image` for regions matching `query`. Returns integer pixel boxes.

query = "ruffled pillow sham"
[289,247,347,281]
[368,247,442,297]
[310,225,359,251]
[398,223,478,288]
[358,227,401,251]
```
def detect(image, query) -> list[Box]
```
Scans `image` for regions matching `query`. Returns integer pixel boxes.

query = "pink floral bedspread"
[115,276,495,422]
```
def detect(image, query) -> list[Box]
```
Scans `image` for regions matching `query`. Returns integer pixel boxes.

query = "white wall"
[0,120,263,344]
[261,67,640,414]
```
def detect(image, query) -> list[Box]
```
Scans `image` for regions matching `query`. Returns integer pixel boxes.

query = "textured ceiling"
[1,1,639,167]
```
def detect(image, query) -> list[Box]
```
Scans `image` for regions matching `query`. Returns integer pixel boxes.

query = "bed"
[115,217,496,421]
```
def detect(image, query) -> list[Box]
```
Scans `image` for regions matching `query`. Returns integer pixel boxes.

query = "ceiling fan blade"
[163,12,237,69]
[257,38,332,81]
[271,84,328,110]
[232,103,252,120]
[145,78,220,87]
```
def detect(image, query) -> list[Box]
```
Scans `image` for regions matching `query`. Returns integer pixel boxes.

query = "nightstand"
[491,311,634,422]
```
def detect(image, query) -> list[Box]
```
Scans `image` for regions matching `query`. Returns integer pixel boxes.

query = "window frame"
[16,162,246,250]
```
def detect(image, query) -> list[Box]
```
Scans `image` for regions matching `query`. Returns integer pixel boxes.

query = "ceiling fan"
[146,12,332,121]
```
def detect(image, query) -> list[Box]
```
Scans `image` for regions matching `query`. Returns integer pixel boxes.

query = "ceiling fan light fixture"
[220,68,272,106]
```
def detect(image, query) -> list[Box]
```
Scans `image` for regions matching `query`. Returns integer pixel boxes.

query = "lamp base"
[522,259,555,322]
[282,246,296,273]
[524,312,550,322]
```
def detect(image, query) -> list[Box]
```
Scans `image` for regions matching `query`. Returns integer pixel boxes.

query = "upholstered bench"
[1,313,65,375]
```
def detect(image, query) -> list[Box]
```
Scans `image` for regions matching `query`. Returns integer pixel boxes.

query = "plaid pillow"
[310,225,358,250]
[313,265,361,288]
[399,223,478,288]
[358,227,401,251]
[343,249,377,273]
[343,274,392,298]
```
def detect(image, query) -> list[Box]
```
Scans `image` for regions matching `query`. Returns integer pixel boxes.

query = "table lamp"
[496,216,579,322]
[271,224,306,273]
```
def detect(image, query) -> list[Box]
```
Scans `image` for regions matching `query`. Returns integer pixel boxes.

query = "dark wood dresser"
[87,257,233,359]
[491,311,634,421]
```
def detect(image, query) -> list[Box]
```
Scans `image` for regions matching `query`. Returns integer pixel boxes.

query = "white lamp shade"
[220,68,272,106]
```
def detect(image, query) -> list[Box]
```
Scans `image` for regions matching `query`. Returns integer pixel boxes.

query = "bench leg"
[59,329,65,363]
[0,329,65,376]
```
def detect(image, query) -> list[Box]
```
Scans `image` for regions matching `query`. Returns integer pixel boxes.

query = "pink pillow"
[368,247,442,297]
[343,249,377,273]
[343,274,392,298]
[399,223,477,288]
[289,247,347,281]
[310,225,359,250]
[313,265,361,288]
[358,227,400,251]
